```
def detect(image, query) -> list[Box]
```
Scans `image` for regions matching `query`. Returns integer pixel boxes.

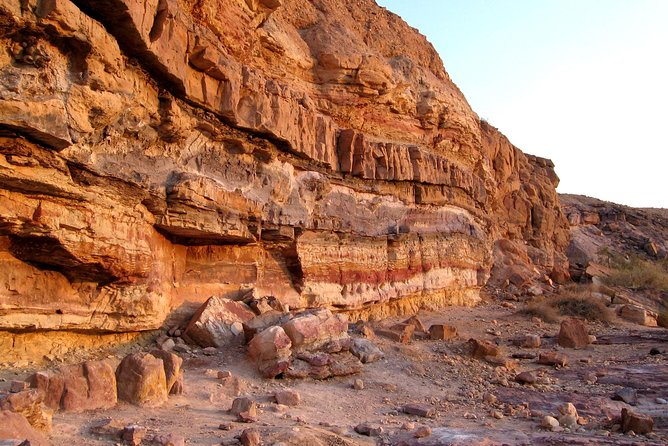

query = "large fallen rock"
[618,304,658,327]
[29,360,117,413]
[557,318,590,349]
[0,410,49,446]
[0,389,52,432]
[116,353,168,407]
[149,350,185,395]
[247,325,293,378]
[281,309,350,353]
[184,297,256,348]
[285,351,363,379]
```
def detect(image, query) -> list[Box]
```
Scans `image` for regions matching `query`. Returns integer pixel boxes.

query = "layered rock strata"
[0,0,568,359]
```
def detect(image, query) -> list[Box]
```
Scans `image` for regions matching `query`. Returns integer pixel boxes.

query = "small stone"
[237,411,258,423]
[541,416,560,430]
[537,352,569,367]
[613,387,638,406]
[402,422,415,430]
[122,425,146,446]
[402,404,435,418]
[655,397,667,404]
[219,423,233,430]
[583,372,597,384]
[90,418,125,439]
[515,371,537,385]
[159,338,176,351]
[353,379,364,390]
[588,335,597,344]
[173,344,190,353]
[240,428,261,446]
[203,347,218,356]
[349,338,384,364]
[491,410,504,419]
[218,370,232,379]
[522,334,541,348]
[414,426,432,438]
[152,433,186,446]
[483,393,497,404]
[355,423,383,436]
[231,397,257,417]
[559,403,579,418]
[559,414,578,428]
[274,390,300,407]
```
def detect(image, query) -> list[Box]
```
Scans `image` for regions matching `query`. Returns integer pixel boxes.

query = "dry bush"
[551,294,614,322]
[519,285,614,323]
[519,300,560,323]
[603,256,668,293]
[658,311,668,329]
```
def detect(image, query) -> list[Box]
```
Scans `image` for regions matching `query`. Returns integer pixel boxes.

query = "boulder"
[467,339,501,358]
[537,352,569,367]
[184,296,256,348]
[285,351,362,379]
[0,410,49,446]
[428,324,458,341]
[0,390,52,432]
[116,353,168,407]
[149,350,184,395]
[281,309,349,353]
[619,304,658,327]
[274,390,300,406]
[247,325,292,378]
[557,318,590,349]
[29,360,117,413]
[243,311,292,342]
[621,408,653,434]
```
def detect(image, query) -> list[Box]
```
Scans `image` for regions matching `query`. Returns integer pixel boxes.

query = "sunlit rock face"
[0,0,568,358]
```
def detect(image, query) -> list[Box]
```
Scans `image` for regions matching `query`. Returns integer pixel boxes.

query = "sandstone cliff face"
[0,0,568,359]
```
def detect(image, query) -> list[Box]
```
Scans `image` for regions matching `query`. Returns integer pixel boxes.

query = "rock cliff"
[0,0,568,360]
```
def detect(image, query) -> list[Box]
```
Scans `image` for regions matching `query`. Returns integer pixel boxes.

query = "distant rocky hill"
[561,194,668,280]
[0,0,567,361]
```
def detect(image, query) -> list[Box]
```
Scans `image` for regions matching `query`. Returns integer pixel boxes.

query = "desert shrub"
[602,255,668,293]
[551,295,613,322]
[519,285,614,323]
[519,300,560,323]
[658,311,668,329]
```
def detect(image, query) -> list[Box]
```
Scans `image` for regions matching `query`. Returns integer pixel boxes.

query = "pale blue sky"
[376,0,668,208]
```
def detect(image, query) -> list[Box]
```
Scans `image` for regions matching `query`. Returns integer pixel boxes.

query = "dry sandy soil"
[2,302,667,446]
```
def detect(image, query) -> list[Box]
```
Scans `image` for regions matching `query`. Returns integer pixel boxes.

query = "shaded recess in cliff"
[0,0,568,360]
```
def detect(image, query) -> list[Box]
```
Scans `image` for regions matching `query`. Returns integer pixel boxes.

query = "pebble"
[541,416,560,430]
[483,392,497,404]
[656,398,667,404]
[414,426,432,438]
[353,379,364,390]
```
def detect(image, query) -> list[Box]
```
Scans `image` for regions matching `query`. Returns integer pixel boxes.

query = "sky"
[376,0,668,208]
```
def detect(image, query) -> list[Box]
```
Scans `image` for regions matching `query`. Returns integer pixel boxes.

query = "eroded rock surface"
[0,0,567,359]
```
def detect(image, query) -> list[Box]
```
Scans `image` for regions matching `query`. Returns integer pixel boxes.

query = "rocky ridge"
[0,0,567,361]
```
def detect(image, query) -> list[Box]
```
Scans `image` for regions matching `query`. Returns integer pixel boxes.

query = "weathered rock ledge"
[0,0,568,361]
